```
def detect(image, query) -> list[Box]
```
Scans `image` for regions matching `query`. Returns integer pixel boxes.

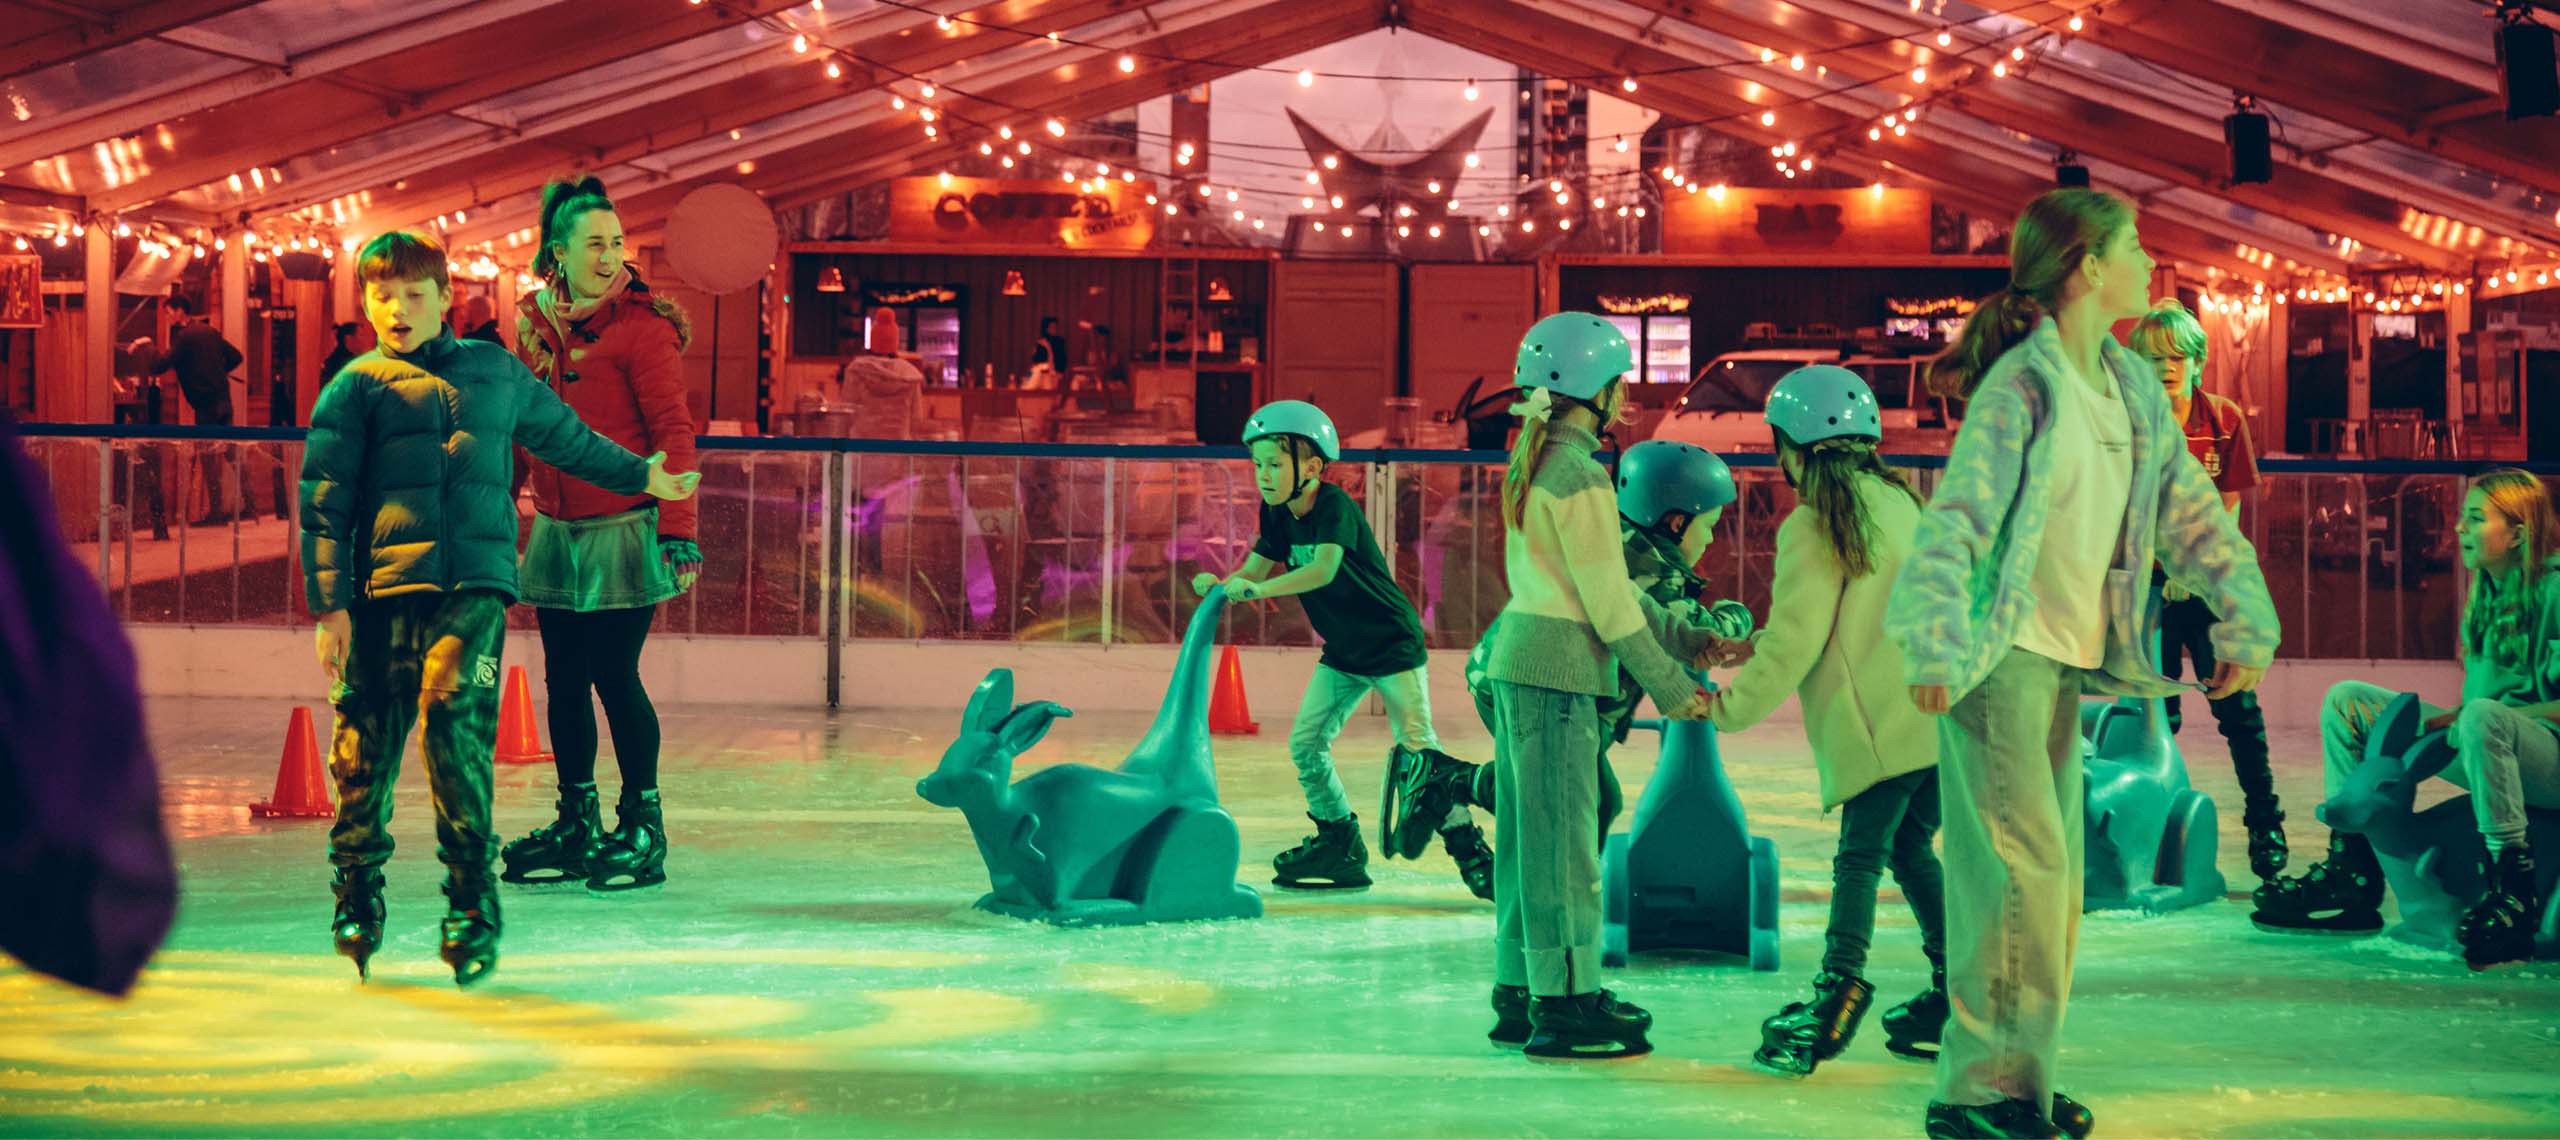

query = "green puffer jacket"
[300,329,652,614]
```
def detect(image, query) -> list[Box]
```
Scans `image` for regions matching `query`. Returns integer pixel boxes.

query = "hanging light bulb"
[919,108,936,122]
[1478,225,1492,237]
[1870,127,1884,140]
[1017,140,1031,154]
[1118,55,1136,73]
[1760,48,1777,63]
[1789,53,1806,70]
[1463,80,1479,101]
[1329,195,1345,209]
[1760,110,1777,127]
[1555,191,1570,205]
[919,83,935,98]
[1322,155,1339,170]
[1910,66,1927,83]
[825,59,842,79]
[1937,28,1953,46]
[1427,180,1442,194]
[892,95,907,110]
[1521,219,1535,233]
[1464,152,1480,168]
[2012,45,2028,62]
[1620,76,1638,93]
[1613,136,1629,153]
[1396,224,1410,238]
[939,171,954,187]
[1992,61,2008,78]
[1428,224,1444,238]
[792,34,808,53]
[980,142,994,155]
[1298,69,1315,87]
[1046,119,1065,137]
[1164,204,1178,216]
[2067,13,2085,32]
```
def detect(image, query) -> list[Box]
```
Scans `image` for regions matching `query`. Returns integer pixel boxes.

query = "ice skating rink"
[4,696,2556,1139]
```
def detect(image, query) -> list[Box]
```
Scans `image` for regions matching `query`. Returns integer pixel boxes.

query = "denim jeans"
[1287,663,1446,823]
[1487,680,1608,997]
[1935,648,2086,1109]
[2319,681,2560,848]
[1822,768,1948,978]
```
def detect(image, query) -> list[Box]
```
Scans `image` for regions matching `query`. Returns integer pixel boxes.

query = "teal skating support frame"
[1601,678,1782,971]
[916,591,1262,927]
[2076,601,2226,913]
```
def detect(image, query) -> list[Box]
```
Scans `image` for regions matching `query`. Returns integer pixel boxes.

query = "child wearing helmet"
[1463,312,1716,1060]
[1190,399,1493,898]
[1405,440,1752,877]
[1705,365,1946,1079]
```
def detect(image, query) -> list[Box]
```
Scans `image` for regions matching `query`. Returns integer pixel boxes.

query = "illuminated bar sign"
[1886,295,1979,319]
[889,176,1157,250]
[1662,187,1931,257]
[1598,292,1692,314]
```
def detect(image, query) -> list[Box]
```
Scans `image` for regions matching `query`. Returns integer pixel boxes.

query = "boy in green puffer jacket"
[301,230,698,988]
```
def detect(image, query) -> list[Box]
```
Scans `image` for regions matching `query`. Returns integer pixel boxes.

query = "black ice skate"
[1523,990,1652,1059]
[1751,970,1874,1078]
[2250,830,2383,935]
[1489,983,1530,1046]
[2243,797,2289,882]
[330,865,386,982]
[1381,746,1476,860]
[501,783,602,885]
[587,788,667,892]
[1925,1095,2080,1140]
[439,869,502,987]
[1882,963,1949,1061]
[2460,843,2544,971]
[1271,812,1371,890]
[1440,822,1496,901]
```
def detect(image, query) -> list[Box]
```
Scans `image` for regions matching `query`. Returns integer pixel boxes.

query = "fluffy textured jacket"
[1710,472,1936,809]
[514,273,698,540]
[1883,318,2278,704]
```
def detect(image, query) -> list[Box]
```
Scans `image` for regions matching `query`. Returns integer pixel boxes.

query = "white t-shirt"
[2014,359,2134,668]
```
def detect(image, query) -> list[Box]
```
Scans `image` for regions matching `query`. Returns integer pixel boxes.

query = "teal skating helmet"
[1514,312,1633,402]
[1763,365,1883,446]
[1240,399,1341,461]
[1616,439,1738,530]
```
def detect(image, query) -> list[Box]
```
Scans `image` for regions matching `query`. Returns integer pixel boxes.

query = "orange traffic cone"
[496,665,553,765]
[1209,645,1260,735]
[250,706,334,818]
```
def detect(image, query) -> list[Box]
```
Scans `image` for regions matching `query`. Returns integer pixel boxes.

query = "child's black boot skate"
[1440,822,1496,901]
[1523,990,1652,1059]
[1272,813,1372,890]
[501,782,602,884]
[1751,970,1875,1078]
[2250,830,2384,934]
[330,865,386,982]
[587,788,667,892]
[438,867,502,987]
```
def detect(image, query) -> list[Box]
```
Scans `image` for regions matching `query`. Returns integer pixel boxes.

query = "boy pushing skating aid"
[1192,400,1490,897]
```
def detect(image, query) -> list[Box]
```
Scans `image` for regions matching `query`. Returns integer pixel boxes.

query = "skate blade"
[1523,1039,1652,1061]
[1884,1040,1941,1062]
[1749,1051,1815,1079]
[2249,913,2382,937]
[1269,878,1371,892]
[586,873,667,894]
[500,868,588,885]
[444,953,498,987]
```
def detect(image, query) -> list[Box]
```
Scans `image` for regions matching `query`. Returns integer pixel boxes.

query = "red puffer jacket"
[514,276,698,540]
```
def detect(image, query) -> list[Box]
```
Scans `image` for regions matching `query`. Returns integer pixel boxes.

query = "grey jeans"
[1488,679,1608,996]
[1935,648,2086,1110]
[2319,681,2560,848]
[1287,663,1448,823]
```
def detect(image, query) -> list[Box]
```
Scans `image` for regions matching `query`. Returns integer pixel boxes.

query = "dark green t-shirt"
[1254,482,1428,677]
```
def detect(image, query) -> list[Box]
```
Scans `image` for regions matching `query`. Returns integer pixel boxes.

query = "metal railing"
[19,427,2551,677]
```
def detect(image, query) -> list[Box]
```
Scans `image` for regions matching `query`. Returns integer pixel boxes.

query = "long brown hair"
[1501,381,1627,531]
[1773,427,1922,579]
[1928,188,2136,400]
[2462,469,2560,658]
[532,174,614,280]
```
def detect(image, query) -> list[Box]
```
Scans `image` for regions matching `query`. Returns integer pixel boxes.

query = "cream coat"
[1709,472,1938,808]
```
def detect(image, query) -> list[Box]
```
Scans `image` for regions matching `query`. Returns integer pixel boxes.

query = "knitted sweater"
[1481,422,1697,708]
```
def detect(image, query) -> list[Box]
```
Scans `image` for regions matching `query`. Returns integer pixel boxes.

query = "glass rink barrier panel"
[20,429,2526,667]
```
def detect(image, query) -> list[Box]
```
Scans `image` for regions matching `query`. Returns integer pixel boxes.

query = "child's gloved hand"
[660,538,702,592]
[643,451,701,501]
[1190,572,1220,598]
[1662,687,1713,720]
[1695,636,1754,670]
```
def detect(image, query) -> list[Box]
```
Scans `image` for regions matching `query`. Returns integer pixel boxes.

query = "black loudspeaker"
[2224,110,2272,184]
[2500,19,2560,118]
[2055,163,2091,188]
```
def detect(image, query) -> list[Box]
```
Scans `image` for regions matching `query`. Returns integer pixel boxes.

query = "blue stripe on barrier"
[12,424,2555,476]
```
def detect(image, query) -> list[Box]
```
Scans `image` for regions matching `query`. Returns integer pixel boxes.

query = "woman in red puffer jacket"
[499,175,699,895]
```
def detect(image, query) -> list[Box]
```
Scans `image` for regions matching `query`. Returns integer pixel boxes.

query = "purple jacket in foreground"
[0,413,177,996]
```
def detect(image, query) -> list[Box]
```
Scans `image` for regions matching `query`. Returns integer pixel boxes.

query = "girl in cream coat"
[1707,365,1947,1079]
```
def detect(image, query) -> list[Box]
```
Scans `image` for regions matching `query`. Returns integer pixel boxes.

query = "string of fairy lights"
[3,0,2556,310]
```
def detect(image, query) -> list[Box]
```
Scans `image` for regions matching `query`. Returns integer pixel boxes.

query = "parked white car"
[1649,348,1959,454]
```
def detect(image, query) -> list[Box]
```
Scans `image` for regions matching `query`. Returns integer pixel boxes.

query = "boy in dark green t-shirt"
[1193,401,1492,900]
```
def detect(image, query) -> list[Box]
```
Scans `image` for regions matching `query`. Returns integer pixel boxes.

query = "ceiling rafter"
[0,0,266,82]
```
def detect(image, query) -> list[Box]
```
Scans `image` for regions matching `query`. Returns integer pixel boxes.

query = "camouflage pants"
[326,590,509,874]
